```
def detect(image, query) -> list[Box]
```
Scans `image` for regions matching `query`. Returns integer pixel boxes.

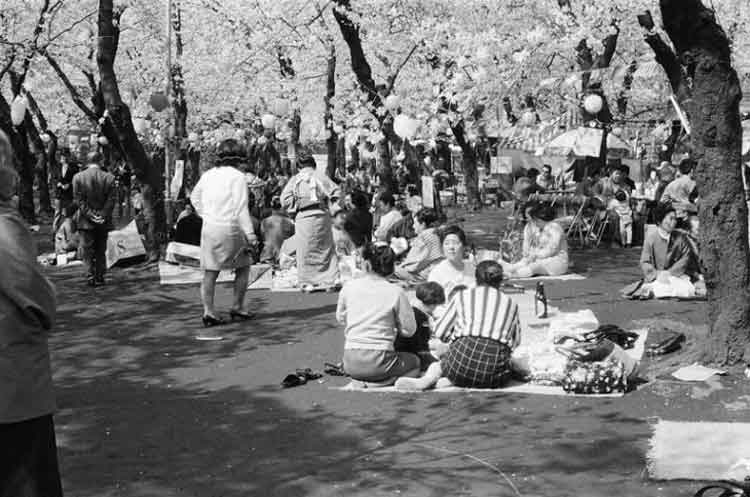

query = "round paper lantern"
[40,133,51,143]
[384,95,401,110]
[393,115,419,140]
[10,96,27,126]
[583,94,603,115]
[257,136,268,146]
[520,111,536,127]
[611,127,623,137]
[261,114,276,129]
[149,92,169,112]
[187,131,199,142]
[333,124,344,135]
[133,118,147,134]
[97,136,109,145]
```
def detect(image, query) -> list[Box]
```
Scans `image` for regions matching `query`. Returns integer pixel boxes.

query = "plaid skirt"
[442,336,512,388]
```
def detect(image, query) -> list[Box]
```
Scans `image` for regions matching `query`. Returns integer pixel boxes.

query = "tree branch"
[43,51,98,121]
[644,32,687,100]
[386,42,419,95]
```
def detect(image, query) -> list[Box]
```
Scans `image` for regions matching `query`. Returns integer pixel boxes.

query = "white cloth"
[190,166,255,242]
[374,209,403,241]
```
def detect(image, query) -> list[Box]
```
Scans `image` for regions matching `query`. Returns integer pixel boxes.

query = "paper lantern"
[97,136,109,145]
[10,96,27,126]
[273,99,289,116]
[149,92,169,112]
[133,118,148,134]
[384,95,401,110]
[257,136,268,146]
[611,127,623,137]
[393,114,418,140]
[583,94,603,115]
[520,111,536,127]
[333,124,344,134]
[40,133,51,143]
[261,114,276,129]
[187,131,199,142]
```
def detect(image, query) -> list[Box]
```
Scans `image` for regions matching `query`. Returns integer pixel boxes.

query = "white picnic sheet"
[158,261,272,289]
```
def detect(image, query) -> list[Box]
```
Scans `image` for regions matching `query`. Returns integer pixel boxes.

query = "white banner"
[170,159,184,200]
[421,175,435,208]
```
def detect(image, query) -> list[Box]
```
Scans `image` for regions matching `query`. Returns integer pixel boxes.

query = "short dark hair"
[527,202,555,222]
[542,164,552,173]
[379,192,395,207]
[415,207,439,228]
[679,158,695,175]
[271,197,282,210]
[475,260,504,288]
[614,190,628,202]
[415,281,446,306]
[350,190,369,210]
[438,225,466,245]
[527,168,540,178]
[653,202,676,224]
[362,243,395,277]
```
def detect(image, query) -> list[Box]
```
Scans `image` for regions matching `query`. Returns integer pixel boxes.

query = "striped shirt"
[433,286,521,349]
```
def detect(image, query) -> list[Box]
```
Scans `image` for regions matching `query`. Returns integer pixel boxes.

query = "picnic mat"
[648,420,750,480]
[158,261,272,289]
[509,273,586,282]
[334,319,648,397]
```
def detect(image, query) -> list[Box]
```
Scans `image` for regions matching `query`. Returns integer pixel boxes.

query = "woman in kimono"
[280,151,340,288]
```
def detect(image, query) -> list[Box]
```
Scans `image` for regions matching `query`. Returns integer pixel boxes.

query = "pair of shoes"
[229,309,255,321]
[282,368,323,388]
[201,314,226,328]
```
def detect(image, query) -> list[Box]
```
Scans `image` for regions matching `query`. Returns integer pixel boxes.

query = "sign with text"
[421,175,435,208]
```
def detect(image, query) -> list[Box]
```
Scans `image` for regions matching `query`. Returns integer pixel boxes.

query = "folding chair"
[586,210,610,247]
[566,200,589,247]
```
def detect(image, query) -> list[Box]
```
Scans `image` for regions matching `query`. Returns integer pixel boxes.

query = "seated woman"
[395,261,521,390]
[427,225,476,296]
[336,243,421,385]
[391,208,444,283]
[500,202,569,278]
[54,204,79,255]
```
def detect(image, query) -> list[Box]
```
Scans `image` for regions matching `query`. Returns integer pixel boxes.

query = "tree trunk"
[24,116,52,215]
[324,43,337,179]
[171,0,188,140]
[0,94,36,223]
[97,0,160,258]
[349,142,360,169]
[288,109,301,174]
[451,121,481,210]
[658,0,750,364]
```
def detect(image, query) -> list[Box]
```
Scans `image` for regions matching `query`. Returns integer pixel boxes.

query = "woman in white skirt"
[190,139,259,327]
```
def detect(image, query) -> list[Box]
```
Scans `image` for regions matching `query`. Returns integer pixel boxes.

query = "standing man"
[0,130,63,497]
[53,151,79,234]
[73,151,116,287]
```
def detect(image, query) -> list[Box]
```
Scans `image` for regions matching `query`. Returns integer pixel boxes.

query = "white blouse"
[190,166,255,240]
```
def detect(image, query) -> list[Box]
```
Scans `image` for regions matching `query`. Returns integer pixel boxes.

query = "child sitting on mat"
[395,260,521,390]
[394,281,445,371]
[337,243,421,385]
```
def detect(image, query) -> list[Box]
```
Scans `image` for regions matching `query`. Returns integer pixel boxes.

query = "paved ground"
[41,209,750,497]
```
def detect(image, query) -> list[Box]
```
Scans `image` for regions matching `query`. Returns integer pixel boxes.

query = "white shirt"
[190,166,255,240]
[428,259,476,296]
[374,209,403,241]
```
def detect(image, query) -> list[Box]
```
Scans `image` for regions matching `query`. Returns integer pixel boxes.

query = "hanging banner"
[421,175,435,208]
[170,159,184,200]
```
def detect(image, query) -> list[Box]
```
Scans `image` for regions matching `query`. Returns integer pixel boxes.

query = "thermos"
[534,282,548,318]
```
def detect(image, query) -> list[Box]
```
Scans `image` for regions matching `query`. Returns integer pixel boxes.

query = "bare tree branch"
[43,50,98,121]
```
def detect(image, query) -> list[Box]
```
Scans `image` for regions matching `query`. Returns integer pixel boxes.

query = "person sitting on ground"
[343,190,373,250]
[536,164,554,190]
[374,192,403,242]
[386,199,416,241]
[500,202,569,278]
[332,207,356,257]
[395,260,521,390]
[640,203,694,283]
[54,203,80,255]
[259,197,294,264]
[428,225,476,297]
[174,201,203,246]
[394,281,446,371]
[392,207,444,283]
[336,243,420,384]
[661,158,697,206]
[674,214,703,288]
[608,190,633,248]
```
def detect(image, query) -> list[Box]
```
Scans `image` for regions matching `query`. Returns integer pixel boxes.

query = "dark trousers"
[0,415,64,497]
[79,226,109,280]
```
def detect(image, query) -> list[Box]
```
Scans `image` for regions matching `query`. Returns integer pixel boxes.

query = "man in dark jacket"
[73,152,116,286]
[53,151,79,234]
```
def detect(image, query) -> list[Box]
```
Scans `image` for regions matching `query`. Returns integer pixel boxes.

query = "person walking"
[73,151,116,287]
[190,139,259,327]
[0,130,64,497]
